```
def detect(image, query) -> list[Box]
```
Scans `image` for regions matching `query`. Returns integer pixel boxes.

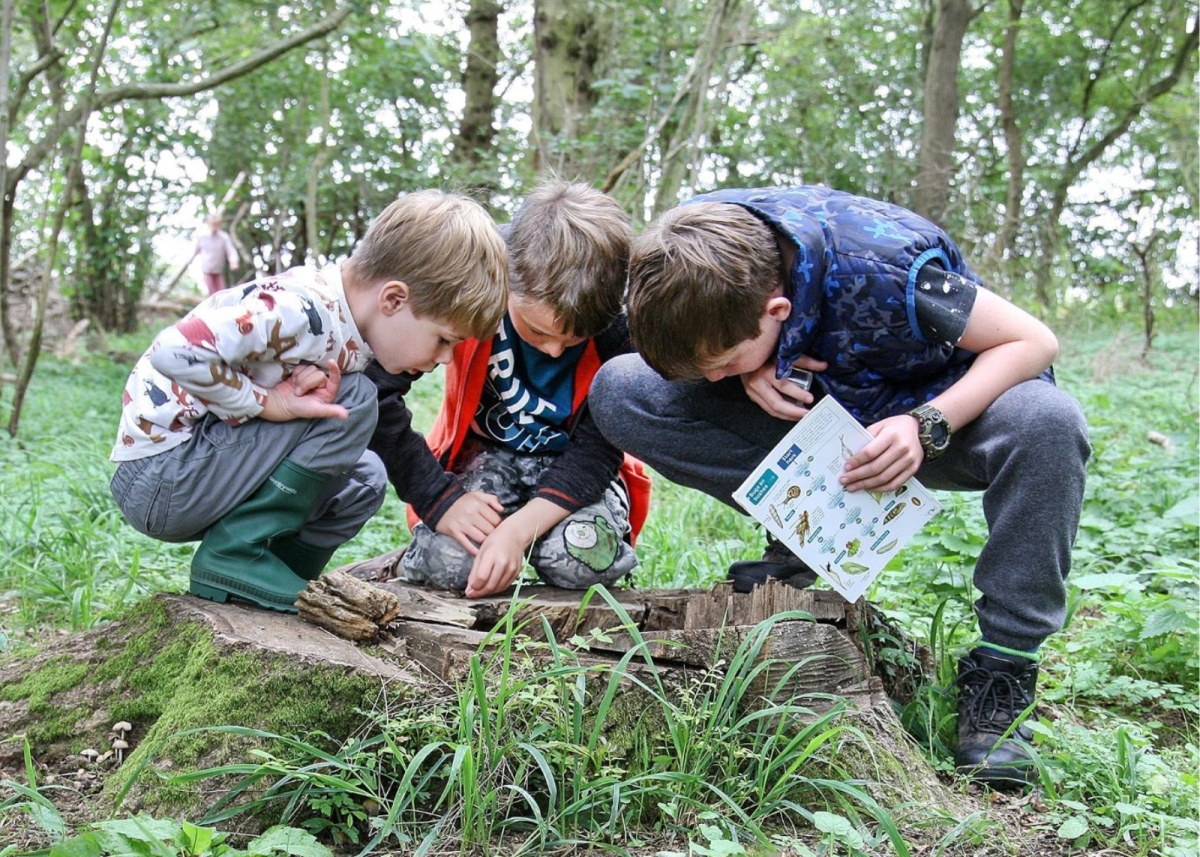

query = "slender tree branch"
[8,7,351,197]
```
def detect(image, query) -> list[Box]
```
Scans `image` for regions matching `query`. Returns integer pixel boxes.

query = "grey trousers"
[402,438,638,591]
[110,372,387,550]
[589,355,1091,652]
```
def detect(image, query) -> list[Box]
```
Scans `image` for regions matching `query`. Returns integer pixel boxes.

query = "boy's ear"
[378,280,410,316]
[765,294,792,321]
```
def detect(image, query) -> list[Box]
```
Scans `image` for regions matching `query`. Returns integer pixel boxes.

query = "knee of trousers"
[402,525,474,589]
[1017,386,1092,465]
[982,384,1091,471]
[589,355,659,451]
[338,450,389,523]
[336,374,381,444]
[536,544,637,590]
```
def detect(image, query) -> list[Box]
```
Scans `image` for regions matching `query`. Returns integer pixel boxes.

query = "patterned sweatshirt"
[111,265,373,462]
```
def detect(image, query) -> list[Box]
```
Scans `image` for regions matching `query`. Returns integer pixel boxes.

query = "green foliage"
[0,740,68,851]
[2,317,1197,854]
[46,819,332,857]
[172,591,919,854]
[0,356,191,636]
[1027,719,1199,857]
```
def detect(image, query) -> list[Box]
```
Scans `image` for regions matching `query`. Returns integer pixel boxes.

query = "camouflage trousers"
[402,439,638,591]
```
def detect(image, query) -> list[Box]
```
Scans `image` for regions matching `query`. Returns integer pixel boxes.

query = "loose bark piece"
[297,570,403,640]
[332,547,406,583]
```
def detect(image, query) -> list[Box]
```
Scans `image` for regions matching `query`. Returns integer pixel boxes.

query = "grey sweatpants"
[589,356,1090,652]
[110,372,387,550]
[402,438,637,591]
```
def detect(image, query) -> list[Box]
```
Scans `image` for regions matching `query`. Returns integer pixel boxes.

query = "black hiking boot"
[953,647,1039,788]
[727,534,818,593]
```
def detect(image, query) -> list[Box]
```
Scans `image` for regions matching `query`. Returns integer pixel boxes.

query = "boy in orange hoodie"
[368,181,650,598]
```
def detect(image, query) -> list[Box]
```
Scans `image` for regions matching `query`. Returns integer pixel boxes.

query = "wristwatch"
[909,403,952,460]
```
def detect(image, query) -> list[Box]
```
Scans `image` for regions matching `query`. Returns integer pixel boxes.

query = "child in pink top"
[192,213,240,294]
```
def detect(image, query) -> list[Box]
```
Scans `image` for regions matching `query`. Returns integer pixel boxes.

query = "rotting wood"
[299,570,893,713]
[1,581,962,829]
[297,571,403,640]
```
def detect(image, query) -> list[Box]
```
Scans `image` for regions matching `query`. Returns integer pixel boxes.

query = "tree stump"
[0,574,968,830]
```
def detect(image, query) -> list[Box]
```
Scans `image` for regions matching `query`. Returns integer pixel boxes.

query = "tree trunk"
[7,0,120,436]
[531,0,600,176]
[1134,232,1160,360]
[453,0,501,190]
[996,0,1025,268]
[305,47,332,266]
[1,579,969,829]
[654,0,746,216]
[914,0,972,226]
[0,7,349,380]
[0,0,13,376]
[1032,19,1197,306]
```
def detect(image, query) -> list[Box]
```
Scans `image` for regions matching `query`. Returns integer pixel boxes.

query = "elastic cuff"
[978,639,1040,661]
[419,482,467,531]
[534,487,583,513]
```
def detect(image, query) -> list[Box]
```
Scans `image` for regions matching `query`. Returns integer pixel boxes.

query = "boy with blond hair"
[110,190,508,612]
[589,186,1089,787]
[369,181,651,598]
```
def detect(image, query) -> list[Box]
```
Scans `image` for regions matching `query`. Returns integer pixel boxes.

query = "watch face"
[929,421,949,447]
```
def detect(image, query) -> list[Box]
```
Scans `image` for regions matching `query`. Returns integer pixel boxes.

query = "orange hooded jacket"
[406,337,652,545]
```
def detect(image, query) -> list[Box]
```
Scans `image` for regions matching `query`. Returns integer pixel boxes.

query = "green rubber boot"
[190,459,331,612]
[270,535,337,582]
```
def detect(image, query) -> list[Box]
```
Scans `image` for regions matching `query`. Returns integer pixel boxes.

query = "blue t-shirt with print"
[472,314,585,454]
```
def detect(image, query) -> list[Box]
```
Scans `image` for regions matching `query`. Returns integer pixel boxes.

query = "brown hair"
[346,189,507,340]
[507,181,632,339]
[628,202,784,380]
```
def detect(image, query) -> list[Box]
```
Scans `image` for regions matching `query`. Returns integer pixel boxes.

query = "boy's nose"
[703,368,728,383]
[542,341,565,358]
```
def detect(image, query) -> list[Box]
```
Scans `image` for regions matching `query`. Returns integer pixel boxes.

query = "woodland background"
[0,1,1197,855]
[0,0,1196,421]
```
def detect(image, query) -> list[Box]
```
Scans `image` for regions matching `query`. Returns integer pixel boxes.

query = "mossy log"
[0,574,966,826]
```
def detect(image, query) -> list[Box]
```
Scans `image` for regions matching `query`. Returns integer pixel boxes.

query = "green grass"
[1,312,1197,854]
[170,593,925,855]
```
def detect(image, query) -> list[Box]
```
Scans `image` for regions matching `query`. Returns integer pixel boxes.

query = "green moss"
[3,595,396,819]
[1,654,93,744]
[0,655,90,706]
[93,606,390,816]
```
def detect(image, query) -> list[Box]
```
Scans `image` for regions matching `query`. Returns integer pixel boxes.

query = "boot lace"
[952,665,1033,734]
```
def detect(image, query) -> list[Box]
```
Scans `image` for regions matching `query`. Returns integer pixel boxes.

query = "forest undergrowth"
[1,312,1196,856]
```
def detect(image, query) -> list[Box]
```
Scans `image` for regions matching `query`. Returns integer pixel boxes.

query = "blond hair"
[347,189,508,340]
[628,202,783,380]
[508,181,631,339]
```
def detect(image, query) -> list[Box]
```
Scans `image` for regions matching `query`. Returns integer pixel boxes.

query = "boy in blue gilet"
[589,187,1090,788]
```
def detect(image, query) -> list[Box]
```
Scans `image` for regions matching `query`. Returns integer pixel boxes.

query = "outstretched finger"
[324,359,343,401]
[465,557,495,598]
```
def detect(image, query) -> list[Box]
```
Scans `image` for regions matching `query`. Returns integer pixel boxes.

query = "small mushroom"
[80,748,100,764]
[112,738,129,763]
[362,798,381,816]
[112,721,132,737]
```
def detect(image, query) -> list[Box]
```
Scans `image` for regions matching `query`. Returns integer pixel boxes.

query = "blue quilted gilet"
[691,187,980,425]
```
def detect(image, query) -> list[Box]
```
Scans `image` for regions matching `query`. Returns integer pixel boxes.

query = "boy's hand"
[841,415,923,493]
[435,491,505,555]
[465,523,527,598]
[741,355,828,420]
[261,360,349,422]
